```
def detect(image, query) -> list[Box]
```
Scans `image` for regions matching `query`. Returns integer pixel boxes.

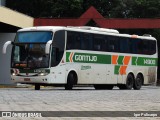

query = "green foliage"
[133,0,160,18]
[6,0,83,18]
[6,0,160,18]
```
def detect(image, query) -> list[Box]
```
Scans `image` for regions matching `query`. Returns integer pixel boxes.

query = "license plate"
[24,78,30,81]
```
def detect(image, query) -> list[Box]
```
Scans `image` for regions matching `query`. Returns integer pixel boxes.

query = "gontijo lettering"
[75,55,97,62]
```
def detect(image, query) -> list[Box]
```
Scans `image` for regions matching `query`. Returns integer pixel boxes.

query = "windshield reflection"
[12,44,49,68]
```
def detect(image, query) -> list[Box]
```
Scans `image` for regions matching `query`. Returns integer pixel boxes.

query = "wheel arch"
[66,69,78,85]
[127,72,135,80]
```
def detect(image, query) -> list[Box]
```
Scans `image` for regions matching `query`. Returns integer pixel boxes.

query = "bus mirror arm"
[45,40,52,54]
[2,41,12,54]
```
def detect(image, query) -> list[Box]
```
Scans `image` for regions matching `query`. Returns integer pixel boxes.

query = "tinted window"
[51,30,65,67]
[149,40,156,55]
[67,31,81,50]
[119,37,130,53]
[15,31,53,43]
[66,31,156,55]
[93,34,106,51]
[129,38,156,55]
[81,33,93,50]
[107,36,120,52]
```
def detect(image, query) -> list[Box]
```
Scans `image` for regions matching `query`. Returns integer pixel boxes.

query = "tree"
[6,0,83,18]
[133,0,160,18]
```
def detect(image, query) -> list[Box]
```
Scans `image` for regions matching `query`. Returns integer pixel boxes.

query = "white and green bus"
[3,26,158,90]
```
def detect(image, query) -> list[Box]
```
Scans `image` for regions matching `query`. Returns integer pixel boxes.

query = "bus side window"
[51,47,59,67]
[93,34,105,51]
[137,40,143,54]
[119,37,130,53]
[107,36,119,52]
[81,33,93,50]
[52,30,65,66]
[66,32,73,50]
[142,40,149,54]
[67,31,81,50]
[149,40,156,55]
[74,33,81,49]
[130,39,138,54]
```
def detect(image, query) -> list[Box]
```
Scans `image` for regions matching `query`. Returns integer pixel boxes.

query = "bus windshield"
[15,31,53,43]
[11,44,49,68]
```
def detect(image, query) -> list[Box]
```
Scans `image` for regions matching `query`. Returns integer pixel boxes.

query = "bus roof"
[18,26,156,41]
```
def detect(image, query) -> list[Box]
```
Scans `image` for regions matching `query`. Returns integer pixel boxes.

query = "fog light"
[12,73,16,76]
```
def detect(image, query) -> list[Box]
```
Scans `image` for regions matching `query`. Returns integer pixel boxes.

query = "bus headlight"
[38,72,48,76]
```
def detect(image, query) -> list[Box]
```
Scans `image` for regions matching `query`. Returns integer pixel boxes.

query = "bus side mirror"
[45,40,52,54]
[2,41,12,54]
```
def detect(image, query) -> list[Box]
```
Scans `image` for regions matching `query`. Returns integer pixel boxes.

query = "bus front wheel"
[35,84,40,90]
[65,72,77,90]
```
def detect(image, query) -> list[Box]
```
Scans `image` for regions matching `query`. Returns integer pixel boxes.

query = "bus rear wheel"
[119,74,134,90]
[125,74,134,90]
[35,84,40,90]
[133,74,142,90]
[65,72,77,90]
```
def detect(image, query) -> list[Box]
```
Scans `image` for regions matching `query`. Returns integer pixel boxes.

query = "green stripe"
[117,56,124,65]
[132,57,137,65]
[66,52,111,64]
[114,65,120,74]
[132,57,157,66]
[66,52,157,66]
[66,52,71,62]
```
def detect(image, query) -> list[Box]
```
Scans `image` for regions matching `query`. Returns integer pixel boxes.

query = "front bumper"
[11,75,51,84]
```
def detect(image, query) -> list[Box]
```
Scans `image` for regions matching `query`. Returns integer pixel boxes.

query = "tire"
[94,85,114,90]
[65,73,76,90]
[133,74,142,90]
[125,74,134,90]
[119,74,134,90]
[35,84,40,90]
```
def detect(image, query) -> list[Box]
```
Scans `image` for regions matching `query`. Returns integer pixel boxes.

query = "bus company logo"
[68,52,97,62]
[75,55,97,62]
[112,55,131,75]
[69,52,74,62]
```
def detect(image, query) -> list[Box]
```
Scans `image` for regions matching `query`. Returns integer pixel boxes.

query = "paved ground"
[0,85,160,120]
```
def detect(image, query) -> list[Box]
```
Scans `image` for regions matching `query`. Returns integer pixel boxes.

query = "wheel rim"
[136,77,142,87]
[127,76,133,88]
